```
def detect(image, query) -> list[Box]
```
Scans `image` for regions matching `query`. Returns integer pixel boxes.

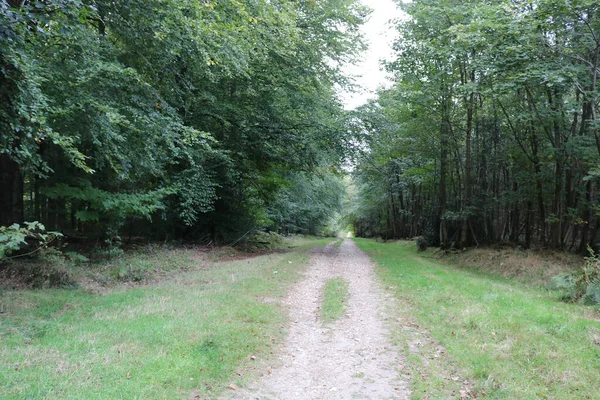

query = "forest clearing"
[3,0,600,399]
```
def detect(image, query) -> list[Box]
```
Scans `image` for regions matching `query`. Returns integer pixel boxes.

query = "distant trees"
[0,0,367,244]
[350,0,600,251]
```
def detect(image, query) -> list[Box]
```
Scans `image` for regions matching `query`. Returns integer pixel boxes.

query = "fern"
[583,277,600,306]
[551,247,600,305]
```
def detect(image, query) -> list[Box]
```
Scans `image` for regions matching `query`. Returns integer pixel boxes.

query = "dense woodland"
[0,0,366,246]
[3,0,600,254]
[350,0,600,251]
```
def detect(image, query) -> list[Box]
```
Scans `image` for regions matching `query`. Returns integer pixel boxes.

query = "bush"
[416,236,428,252]
[422,220,439,247]
[583,278,600,306]
[238,231,284,252]
[550,247,600,305]
[0,223,74,289]
[1,248,76,289]
[107,265,146,282]
[0,222,63,260]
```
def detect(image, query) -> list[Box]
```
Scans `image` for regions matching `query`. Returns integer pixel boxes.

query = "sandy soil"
[228,239,410,400]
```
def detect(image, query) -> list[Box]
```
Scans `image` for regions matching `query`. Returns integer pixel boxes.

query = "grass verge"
[0,237,335,399]
[355,239,600,400]
[321,277,349,324]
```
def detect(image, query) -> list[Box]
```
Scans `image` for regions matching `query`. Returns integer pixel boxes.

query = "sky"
[341,0,406,110]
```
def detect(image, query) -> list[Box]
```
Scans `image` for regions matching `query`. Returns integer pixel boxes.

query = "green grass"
[286,236,338,252]
[354,239,600,400]
[321,277,349,324]
[0,237,334,399]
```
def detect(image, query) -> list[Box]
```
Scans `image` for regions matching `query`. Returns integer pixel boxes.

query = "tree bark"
[579,181,594,254]
[0,155,24,226]
[0,25,24,227]
[460,67,475,248]
[440,113,450,249]
[389,185,398,239]
[548,89,564,249]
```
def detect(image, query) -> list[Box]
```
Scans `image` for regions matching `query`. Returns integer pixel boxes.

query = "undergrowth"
[551,247,600,305]
[430,241,600,306]
[437,245,582,288]
[0,233,315,290]
[237,231,285,252]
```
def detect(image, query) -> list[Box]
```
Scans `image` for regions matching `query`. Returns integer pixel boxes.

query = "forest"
[1,0,365,252]
[3,2,600,399]
[2,0,600,254]
[349,0,600,252]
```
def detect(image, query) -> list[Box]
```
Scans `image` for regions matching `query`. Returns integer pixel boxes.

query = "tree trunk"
[389,185,398,239]
[0,154,24,226]
[439,113,450,249]
[510,181,520,242]
[460,68,475,248]
[548,89,564,249]
[530,125,546,245]
[579,181,593,254]
[525,201,533,249]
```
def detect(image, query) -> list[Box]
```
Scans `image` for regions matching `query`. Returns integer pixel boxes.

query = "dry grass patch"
[439,247,583,287]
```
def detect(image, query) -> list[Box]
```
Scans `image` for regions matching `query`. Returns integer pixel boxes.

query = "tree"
[352,0,600,252]
[1,0,367,245]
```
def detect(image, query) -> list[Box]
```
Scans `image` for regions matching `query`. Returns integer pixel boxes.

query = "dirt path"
[230,239,410,400]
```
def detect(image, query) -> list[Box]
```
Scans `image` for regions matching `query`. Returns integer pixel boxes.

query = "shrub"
[550,247,600,305]
[416,236,428,252]
[1,248,76,289]
[0,222,78,288]
[239,231,285,252]
[583,277,600,306]
[0,222,63,260]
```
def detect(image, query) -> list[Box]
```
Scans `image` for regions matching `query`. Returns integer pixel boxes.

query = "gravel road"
[228,239,410,400]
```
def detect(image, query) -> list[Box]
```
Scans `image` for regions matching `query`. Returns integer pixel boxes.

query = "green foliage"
[18,248,76,288]
[0,222,62,260]
[43,183,172,223]
[351,0,600,251]
[1,0,366,245]
[551,247,600,305]
[0,1,93,174]
[173,168,218,226]
[416,236,428,252]
[268,171,345,236]
[584,278,600,306]
[239,231,285,252]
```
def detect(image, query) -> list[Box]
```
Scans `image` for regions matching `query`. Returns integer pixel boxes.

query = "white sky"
[340,0,406,110]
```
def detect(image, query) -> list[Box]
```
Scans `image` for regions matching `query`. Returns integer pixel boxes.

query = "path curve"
[230,239,410,400]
